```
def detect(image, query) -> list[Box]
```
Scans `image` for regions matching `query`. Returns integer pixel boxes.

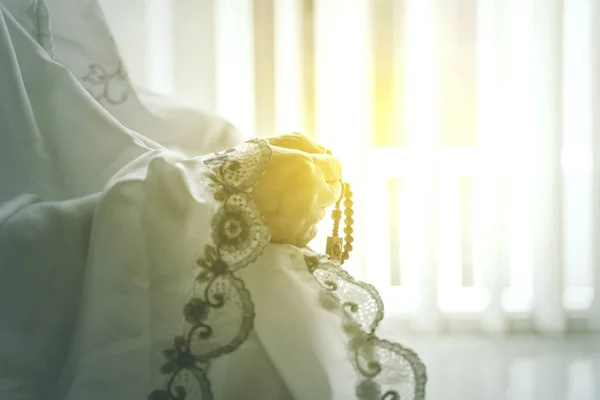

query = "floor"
[381,329,600,400]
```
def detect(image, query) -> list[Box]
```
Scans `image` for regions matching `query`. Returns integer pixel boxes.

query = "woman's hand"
[252,133,342,247]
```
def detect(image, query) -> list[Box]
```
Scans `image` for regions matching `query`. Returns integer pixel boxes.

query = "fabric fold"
[0,2,161,203]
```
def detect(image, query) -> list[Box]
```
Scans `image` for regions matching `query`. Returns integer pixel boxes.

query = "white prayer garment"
[0,3,426,399]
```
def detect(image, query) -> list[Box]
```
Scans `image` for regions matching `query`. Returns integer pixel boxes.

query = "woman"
[0,3,426,399]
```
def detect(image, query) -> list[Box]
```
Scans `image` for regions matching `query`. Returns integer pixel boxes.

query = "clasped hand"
[251,133,343,247]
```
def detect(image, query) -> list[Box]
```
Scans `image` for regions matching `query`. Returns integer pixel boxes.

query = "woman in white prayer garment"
[0,2,426,400]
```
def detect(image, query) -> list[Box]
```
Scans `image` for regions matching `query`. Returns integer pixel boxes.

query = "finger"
[267,132,332,154]
[311,153,342,183]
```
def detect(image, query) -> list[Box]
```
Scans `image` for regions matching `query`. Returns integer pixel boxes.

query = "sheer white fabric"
[46,0,247,158]
[0,4,425,399]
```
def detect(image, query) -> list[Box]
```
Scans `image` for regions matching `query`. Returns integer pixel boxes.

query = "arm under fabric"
[128,139,426,400]
[173,139,427,400]
[29,138,425,400]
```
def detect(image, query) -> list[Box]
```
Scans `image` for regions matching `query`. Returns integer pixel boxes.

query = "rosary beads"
[326,182,354,265]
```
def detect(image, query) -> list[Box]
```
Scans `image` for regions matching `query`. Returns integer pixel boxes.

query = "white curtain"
[99,0,599,335]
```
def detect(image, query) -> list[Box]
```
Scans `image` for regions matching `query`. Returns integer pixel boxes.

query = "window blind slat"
[530,0,566,333]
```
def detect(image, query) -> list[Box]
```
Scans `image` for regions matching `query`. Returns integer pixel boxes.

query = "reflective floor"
[383,330,600,400]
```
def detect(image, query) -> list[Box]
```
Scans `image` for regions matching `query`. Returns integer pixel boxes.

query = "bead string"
[330,182,354,265]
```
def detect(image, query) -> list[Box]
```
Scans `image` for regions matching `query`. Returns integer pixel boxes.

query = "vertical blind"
[99,0,600,334]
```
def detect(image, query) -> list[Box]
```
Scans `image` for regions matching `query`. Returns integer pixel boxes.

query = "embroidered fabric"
[0,0,54,56]
[148,139,427,400]
[82,60,130,105]
[34,0,53,57]
[302,250,427,400]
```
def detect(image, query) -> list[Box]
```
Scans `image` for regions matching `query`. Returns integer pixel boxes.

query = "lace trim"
[148,139,272,400]
[148,138,427,399]
[302,250,427,400]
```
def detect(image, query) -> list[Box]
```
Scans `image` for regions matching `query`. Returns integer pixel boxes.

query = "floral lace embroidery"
[82,60,130,105]
[148,138,427,399]
[148,139,271,400]
[302,250,427,400]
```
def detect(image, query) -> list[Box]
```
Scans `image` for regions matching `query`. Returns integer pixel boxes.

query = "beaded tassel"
[341,183,353,264]
[326,182,354,265]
